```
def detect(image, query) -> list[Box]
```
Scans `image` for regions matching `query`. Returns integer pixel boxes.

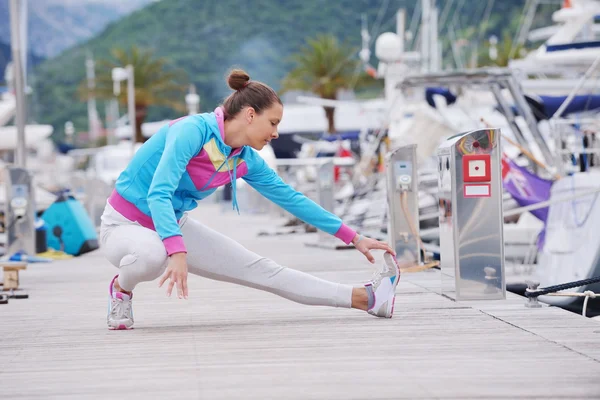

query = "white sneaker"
[366,253,401,318]
[107,275,134,330]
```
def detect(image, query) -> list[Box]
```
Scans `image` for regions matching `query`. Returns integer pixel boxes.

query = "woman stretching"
[100,69,400,330]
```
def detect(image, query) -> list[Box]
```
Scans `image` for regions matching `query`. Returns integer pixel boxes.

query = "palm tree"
[79,45,187,143]
[281,34,374,134]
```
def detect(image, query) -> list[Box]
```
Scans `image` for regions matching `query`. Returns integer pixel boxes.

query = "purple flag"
[501,156,553,222]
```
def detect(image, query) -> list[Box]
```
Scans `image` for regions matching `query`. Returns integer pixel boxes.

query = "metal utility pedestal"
[385,144,422,266]
[1,166,34,300]
[436,128,506,301]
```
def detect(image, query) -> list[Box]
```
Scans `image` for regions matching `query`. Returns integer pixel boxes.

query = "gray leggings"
[99,203,353,308]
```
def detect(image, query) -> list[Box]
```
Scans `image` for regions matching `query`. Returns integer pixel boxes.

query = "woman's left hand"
[352,234,396,264]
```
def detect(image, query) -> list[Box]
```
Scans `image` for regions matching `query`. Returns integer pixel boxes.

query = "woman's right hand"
[159,252,188,299]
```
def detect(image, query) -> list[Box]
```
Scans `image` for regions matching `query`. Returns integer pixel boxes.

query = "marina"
[2,0,600,398]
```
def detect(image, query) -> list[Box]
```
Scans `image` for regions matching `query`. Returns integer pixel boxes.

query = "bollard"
[524,281,542,308]
[385,144,421,265]
[436,128,506,300]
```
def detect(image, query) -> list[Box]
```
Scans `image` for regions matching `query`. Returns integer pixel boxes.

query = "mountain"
[28,0,551,140]
[0,0,155,58]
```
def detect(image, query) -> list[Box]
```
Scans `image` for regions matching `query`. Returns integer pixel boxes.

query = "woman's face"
[244,103,283,150]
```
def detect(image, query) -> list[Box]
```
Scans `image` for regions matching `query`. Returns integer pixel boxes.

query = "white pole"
[421,0,431,73]
[430,3,439,72]
[86,53,100,144]
[86,54,96,141]
[19,0,27,88]
[64,121,74,145]
[126,65,136,155]
[105,99,118,146]
[185,84,200,115]
[9,0,26,168]
[396,9,405,54]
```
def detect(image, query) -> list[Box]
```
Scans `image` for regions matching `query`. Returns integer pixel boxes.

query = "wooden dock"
[1,203,599,399]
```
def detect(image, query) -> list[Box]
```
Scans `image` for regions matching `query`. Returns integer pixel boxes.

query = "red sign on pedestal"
[462,154,491,182]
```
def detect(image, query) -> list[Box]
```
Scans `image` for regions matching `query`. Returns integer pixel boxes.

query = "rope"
[400,261,440,273]
[583,291,596,317]
[525,275,600,298]
[393,191,441,273]
[400,191,427,255]
[547,290,598,317]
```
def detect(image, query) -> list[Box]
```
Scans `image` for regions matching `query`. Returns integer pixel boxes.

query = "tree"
[79,45,188,143]
[281,34,374,134]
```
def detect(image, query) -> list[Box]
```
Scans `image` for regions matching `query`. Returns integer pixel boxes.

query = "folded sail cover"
[525,94,600,120]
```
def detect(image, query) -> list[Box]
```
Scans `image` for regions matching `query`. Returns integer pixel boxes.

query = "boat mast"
[9,0,27,168]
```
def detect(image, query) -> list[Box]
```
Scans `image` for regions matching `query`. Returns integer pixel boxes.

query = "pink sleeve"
[334,223,357,245]
[163,235,187,256]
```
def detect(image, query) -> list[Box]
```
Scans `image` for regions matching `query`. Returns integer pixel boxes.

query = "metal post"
[126,65,136,154]
[9,0,27,168]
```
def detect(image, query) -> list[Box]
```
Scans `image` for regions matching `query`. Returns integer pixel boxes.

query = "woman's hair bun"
[227,68,250,91]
